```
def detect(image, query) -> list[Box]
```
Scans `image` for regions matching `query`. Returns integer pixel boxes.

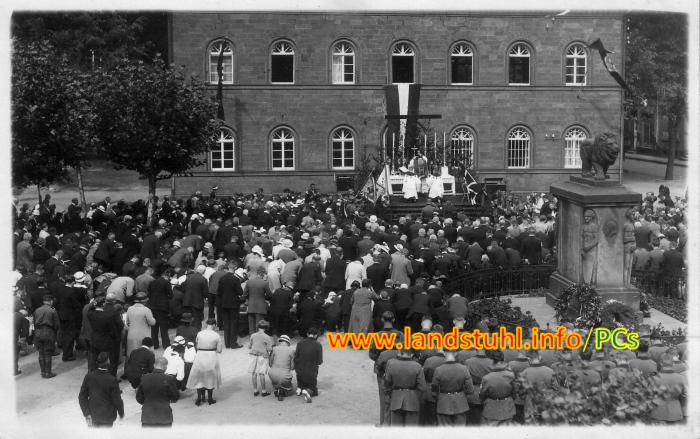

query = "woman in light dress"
[186,318,223,405]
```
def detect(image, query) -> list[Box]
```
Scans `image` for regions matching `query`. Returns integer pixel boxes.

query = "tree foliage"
[11,39,89,190]
[96,56,222,219]
[11,12,167,70]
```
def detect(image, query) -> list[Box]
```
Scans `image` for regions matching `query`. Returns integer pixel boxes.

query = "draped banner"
[587,38,633,94]
[384,84,422,159]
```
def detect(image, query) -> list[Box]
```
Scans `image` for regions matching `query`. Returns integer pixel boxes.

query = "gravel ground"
[13,329,380,429]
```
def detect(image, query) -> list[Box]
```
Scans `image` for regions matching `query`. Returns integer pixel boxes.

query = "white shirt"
[164,350,185,381]
[344,260,367,290]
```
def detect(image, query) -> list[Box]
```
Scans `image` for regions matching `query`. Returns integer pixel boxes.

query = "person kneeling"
[294,327,323,403]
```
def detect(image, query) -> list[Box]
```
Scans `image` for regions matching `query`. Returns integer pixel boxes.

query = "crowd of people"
[11,182,688,426]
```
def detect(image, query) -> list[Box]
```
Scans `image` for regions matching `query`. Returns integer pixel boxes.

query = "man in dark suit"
[140,231,162,261]
[372,291,396,332]
[126,337,155,389]
[661,242,684,298]
[407,288,432,331]
[505,247,522,268]
[268,282,294,337]
[322,248,346,294]
[392,284,413,330]
[520,231,542,265]
[182,265,208,330]
[447,293,469,320]
[296,255,324,296]
[136,357,180,427]
[295,327,323,402]
[78,352,124,427]
[367,257,389,292]
[148,267,173,349]
[487,240,508,268]
[56,276,85,362]
[87,296,124,375]
[217,264,244,348]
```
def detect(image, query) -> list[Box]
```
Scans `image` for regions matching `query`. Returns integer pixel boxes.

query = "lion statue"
[580,132,619,180]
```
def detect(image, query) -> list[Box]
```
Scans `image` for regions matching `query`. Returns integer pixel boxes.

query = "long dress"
[348,287,376,334]
[125,303,156,358]
[268,344,295,391]
[186,328,223,389]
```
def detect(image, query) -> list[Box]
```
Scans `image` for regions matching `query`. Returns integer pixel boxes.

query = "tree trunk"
[147,174,156,226]
[37,184,42,205]
[664,119,677,180]
[76,165,88,216]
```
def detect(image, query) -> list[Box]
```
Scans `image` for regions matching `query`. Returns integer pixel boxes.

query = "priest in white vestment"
[401,170,420,202]
[427,171,444,201]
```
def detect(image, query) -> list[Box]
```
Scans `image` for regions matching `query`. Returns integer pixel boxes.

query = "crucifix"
[385,113,441,166]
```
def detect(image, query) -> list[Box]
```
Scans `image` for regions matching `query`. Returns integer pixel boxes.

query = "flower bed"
[645,295,687,323]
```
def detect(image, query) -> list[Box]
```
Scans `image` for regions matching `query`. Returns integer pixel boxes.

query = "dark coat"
[78,369,124,424]
[140,234,161,260]
[323,256,346,290]
[296,262,323,292]
[126,347,155,388]
[136,370,180,425]
[297,299,324,332]
[182,272,208,310]
[87,306,124,351]
[294,337,323,374]
[217,272,243,309]
[366,262,389,292]
[520,235,542,265]
[269,287,294,316]
[393,287,413,311]
[148,277,173,312]
[408,293,432,319]
[661,249,684,276]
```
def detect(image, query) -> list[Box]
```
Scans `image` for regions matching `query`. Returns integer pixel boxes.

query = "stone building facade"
[169,11,625,196]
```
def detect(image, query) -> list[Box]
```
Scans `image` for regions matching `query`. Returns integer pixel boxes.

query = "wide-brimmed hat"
[134,291,149,302]
[251,245,263,256]
[174,335,186,345]
[73,271,87,283]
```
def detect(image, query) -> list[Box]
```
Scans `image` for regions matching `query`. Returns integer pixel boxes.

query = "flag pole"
[443,132,446,166]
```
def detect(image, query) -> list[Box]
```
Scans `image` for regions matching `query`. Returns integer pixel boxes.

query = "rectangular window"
[565,58,586,85]
[272,141,294,170]
[333,55,354,84]
[392,57,414,83]
[451,56,473,84]
[509,58,530,85]
[507,140,530,168]
[271,55,294,83]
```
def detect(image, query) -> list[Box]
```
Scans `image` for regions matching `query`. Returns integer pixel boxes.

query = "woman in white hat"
[268,335,295,401]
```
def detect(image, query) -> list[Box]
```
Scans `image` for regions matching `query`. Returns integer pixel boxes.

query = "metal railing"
[631,269,687,299]
[445,265,556,300]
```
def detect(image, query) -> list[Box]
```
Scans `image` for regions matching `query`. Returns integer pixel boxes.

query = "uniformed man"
[629,340,659,377]
[588,349,616,381]
[33,294,60,378]
[431,348,474,426]
[507,350,530,423]
[567,349,602,393]
[420,345,446,425]
[464,349,492,424]
[369,311,403,426]
[649,354,686,424]
[479,350,516,425]
[519,350,558,422]
[384,347,427,426]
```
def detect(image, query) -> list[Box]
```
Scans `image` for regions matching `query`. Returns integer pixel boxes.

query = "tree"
[12,12,169,210]
[97,57,222,223]
[625,13,687,180]
[11,39,94,203]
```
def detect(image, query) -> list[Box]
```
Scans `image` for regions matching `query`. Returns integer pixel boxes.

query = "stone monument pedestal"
[546,177,641,311]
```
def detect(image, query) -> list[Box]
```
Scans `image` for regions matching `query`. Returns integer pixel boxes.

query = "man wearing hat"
[78,352,125,427]
[33,294,60,378]
[182,265,208,330]
[217,262,244,348]
[87,295,124,376]
[148,267,173,349]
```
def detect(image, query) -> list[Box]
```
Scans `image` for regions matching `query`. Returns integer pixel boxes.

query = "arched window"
[391,42,415,84]
[271,41,295,84]
[271,127,295,170]
[332,41,355,84]
[208,40,233,85]
[331,127,355,169]
[507,127,531,168]
[450,126,475,167]
[564,127,587,168]
[508,43,531,85]
[565,44,587,86]
[211,128,235,170]
[450,43,473,85]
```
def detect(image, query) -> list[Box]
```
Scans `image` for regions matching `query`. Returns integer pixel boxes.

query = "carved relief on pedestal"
[581,209,599,286]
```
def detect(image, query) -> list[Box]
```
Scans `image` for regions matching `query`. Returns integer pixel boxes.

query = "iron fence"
[445,265,556,300]
[631,269,687,299]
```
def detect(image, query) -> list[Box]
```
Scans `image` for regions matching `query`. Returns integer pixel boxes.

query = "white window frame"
[332,42,355,85]
[391,42,415,84]
[450,43,474,85]
[565,44,587,86]
[564,127,587,168]
[271,128,295,170]
[208,41,233,85]
[271,41,295,84]
[507,127,531,169]
[331,127,355,170]
[211,129,235,171]
[450,127,475,167]
[508,43,531,86]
